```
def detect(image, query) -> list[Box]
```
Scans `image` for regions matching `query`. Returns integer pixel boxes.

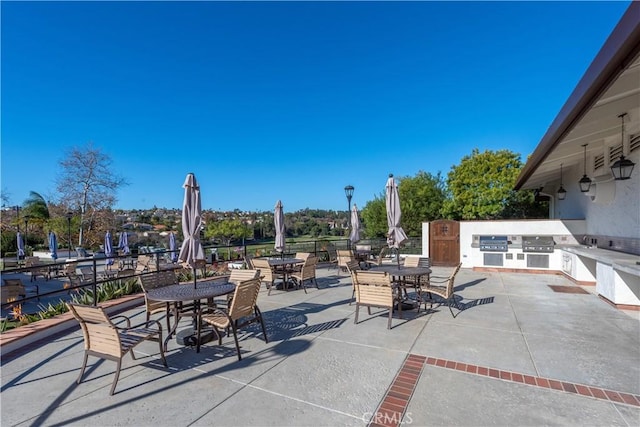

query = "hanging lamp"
[610,113,635,180]
[579,144,592,192]
[557,163,566,200]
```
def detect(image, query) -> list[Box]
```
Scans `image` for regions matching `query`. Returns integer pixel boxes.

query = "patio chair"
[2,278,39,301]
[352,270,398,329]
[196,277,268,358]
[290,255,318,292]
[401,256,432,295]
[326,244,338,269]
[345,259,362,305]
[251,258,282,295]
[78,266,95,282]
[336,250,354,276]
[243,254,255,269]
[25,257,50,281]
[138,270,177,332]
[362,247,388,269]
[66,303,168,396]
[418,263,462,317]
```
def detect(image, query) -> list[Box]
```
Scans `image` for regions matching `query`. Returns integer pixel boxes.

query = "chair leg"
[77,352,89,384]
[110,359,122,395]
[302,278,308,294]
[196,316,202,353]
[387,309,392,329]
[230,324,241,361]
[255,307,268,343]
[157,334,168,367]
[354,304,360,324]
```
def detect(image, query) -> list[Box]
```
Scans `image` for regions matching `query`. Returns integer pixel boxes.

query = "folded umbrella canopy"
[169,232,178,262]
[118,232,130,255]
[17,232,25,259]
[49,231,58,261]
[274,200,285,254]
[104,231,114,267]
[178,173,205,287]
[386,174,408,266]
[349,203,361,244]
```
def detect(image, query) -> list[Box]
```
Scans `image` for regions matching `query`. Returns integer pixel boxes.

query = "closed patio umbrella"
[178,173,205,288]
[49,231,58,261]
[386,174,407,266]
[349,204,361,244]
[118,232,130,255]
[274,200,285,254]
[169,232,178,262]
[17,232,25,259]
[104,231,114,267]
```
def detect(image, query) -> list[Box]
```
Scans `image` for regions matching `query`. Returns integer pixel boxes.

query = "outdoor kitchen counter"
[561,246,640,308]
[562,246,640,276]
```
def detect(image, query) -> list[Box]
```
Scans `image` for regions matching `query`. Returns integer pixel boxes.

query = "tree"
[441,148,545,220]
[21,191,51,247]
[398,171,446,236]
[361,196,387,238]
[55,143,127,247]
[204,219,252,259]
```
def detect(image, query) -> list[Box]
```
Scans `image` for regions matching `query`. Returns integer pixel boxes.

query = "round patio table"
[146,279,236,350]
[368,265,432,310]
[268,258,304,290]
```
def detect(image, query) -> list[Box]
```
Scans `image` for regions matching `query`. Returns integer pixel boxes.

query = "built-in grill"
[479,235,509,252]
[522,236,555,253]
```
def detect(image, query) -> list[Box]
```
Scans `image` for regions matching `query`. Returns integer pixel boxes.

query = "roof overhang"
[515,2,640,191]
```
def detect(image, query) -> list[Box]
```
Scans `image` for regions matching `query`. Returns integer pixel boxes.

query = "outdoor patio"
[1,264,639,426]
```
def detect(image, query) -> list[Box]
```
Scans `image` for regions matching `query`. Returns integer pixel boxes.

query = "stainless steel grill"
[479,235,509,252]
[522,236,555,253]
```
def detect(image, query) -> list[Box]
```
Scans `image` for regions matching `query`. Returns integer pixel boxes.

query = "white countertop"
[561,246,640,276]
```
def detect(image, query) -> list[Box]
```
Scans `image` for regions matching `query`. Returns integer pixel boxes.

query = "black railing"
[1,237,422,314]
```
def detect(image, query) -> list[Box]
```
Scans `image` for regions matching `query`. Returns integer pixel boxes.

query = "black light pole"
[344,185,354,247]
[66,211,73,258]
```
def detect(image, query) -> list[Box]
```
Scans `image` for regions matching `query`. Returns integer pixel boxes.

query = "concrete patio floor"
[1,265,639,427]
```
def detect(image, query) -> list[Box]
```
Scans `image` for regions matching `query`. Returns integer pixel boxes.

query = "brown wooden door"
[429,220,460,266]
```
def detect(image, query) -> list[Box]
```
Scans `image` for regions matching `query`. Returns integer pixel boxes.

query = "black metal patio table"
[146,278,236,350]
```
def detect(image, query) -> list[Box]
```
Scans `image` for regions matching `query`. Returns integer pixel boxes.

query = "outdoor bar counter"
[561,246,640,308]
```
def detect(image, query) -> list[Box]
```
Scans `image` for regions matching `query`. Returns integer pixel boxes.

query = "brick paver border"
[369,354,640,427]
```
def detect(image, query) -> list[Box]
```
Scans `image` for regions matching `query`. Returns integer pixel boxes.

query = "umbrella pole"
[193,267,197,289]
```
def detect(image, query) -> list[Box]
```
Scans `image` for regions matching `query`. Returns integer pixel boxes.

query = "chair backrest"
[244,254,255,269]
[117,268,135,278]
[296,255,318,279]
[251,258,276,282]
[355,244,371,252]
[404,256,431,268]
[63,262,77,276]
[229,269,260,284]
[352,270,394,305]
[369,247,387,266]
[444,263,462,295]
[24,257,41,267]
[228,278,262,321]
[138,270,178,290]
[2,279,25,303]
[295,252,312,261]
[336,250,354,267]
[345,260,361,275]
[67,303,121,357]
[326,244,338,263]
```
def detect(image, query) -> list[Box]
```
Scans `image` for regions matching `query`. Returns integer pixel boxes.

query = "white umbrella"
[178,173,205,287]
[386,174,408,265]
[104,231,114,267]
[49,231,58,261]
[274,200,285,254]
[349,203,361,244]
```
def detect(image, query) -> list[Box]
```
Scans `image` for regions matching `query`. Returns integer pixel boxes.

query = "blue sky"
[1,1,631,213]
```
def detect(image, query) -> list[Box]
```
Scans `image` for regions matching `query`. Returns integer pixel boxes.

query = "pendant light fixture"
[610,112,635,180]
[557,163,566,200]
[579,144,592,192]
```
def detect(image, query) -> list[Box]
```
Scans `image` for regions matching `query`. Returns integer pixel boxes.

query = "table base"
[176,328,215,347]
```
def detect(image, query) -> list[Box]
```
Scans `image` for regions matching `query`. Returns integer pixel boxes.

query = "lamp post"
[66,211,73,258]
[344,185,354,247]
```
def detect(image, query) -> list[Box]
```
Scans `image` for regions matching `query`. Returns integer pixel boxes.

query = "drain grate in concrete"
[548,285,589,294]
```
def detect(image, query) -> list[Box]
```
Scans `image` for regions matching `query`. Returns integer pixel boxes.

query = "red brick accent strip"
[423,356,640,408]
[368,354,427,427]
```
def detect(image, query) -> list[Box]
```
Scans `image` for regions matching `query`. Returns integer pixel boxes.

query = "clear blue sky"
[1,1,631,213]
